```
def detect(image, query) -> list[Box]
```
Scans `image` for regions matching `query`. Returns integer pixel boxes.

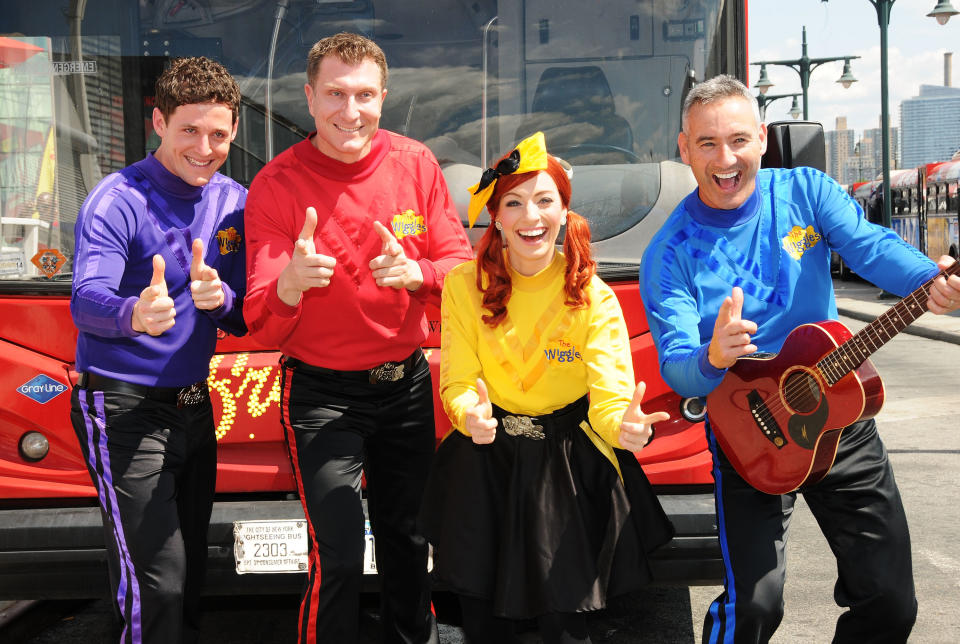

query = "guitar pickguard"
[786,396,829,449]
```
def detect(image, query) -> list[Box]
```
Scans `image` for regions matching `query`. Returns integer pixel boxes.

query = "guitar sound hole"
[783,371,821,414]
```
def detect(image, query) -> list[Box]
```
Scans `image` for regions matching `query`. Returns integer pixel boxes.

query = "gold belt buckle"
[502,415,545,440]
[177,382,207,408]
[369,362,404,384]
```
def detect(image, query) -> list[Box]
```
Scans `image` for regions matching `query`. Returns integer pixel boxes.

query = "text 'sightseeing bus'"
[0,0,745,597]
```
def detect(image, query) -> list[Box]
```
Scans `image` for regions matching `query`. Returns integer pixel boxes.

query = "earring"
[561,216,567,226]
[495,221,502,231]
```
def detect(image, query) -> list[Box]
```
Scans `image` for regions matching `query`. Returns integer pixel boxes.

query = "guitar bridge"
[747,390,787,449]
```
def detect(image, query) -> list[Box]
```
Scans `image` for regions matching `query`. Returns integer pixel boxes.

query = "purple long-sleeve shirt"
[72,153,247,387]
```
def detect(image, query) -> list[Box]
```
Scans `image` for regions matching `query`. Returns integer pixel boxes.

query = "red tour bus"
[849,162,960,265]
[0,0,748,597]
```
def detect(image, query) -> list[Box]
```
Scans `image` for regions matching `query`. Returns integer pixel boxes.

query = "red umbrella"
[0,36,44,69]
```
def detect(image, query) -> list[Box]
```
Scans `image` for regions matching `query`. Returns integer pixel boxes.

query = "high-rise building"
[860,120,899,181]
[824,116,855,184]
[900,84,960,168]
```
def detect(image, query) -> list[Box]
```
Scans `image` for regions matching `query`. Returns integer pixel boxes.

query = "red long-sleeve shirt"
[244,129,473,370]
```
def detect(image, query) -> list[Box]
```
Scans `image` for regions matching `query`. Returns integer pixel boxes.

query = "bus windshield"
[0,0,736,284]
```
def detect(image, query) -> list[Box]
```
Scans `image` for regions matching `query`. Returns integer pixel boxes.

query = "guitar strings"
[740,269,952,422]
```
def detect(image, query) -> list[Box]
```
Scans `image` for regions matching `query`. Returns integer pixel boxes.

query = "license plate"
[363,520,377,575]
[233,520,309,574]
[232,519,379,575]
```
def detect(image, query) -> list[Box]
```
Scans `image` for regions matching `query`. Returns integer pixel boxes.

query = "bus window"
[0,0,736,283]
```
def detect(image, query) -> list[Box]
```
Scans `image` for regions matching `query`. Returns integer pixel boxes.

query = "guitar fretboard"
[818,262,960,385]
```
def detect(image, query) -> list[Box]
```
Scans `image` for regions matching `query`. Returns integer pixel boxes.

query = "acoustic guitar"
[705,262,960,495]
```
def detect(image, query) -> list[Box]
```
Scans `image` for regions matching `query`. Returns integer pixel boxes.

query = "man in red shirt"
[244,32,472,644]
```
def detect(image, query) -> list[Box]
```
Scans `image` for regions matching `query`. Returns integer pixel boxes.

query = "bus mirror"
[761,121,826,173]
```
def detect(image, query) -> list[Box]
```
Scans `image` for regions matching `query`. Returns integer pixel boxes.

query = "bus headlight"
[680,397,707,423]
[19,431,50,462]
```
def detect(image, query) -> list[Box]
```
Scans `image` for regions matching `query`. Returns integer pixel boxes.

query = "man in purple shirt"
[70,57,246,644]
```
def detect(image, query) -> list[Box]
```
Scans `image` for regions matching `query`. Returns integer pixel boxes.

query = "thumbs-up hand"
[618,381,670,452]
[708,286,758,369]
[277,207,337,306]
[465,378,498,445]
[189,239,225,310]
[132,254,176,336]
[369,220,423,291]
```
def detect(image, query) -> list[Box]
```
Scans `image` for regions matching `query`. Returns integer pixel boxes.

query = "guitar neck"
[818,262,960,385]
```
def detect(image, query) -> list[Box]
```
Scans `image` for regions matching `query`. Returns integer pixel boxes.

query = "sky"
[747,0,960,136]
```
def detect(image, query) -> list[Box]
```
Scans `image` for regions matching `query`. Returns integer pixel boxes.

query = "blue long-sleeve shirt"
[72,153,247,387]
[639,167,938,398]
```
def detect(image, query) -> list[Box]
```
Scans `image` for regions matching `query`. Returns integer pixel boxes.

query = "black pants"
[280,352,438,644]
[703,418,917,644]
[458,595,591,644]
[70,385,217,644]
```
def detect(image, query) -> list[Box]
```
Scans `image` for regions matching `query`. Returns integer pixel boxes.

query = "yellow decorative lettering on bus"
[391,210,426,239]
[781,225,822,261]
[208,353,282,440]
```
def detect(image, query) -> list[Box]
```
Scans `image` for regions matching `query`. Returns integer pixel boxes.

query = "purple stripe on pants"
[79,391,143,644]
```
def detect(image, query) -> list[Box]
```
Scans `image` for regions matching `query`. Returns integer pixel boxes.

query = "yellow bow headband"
[466,131,549,228]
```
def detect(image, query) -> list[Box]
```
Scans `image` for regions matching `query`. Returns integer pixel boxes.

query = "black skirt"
[419,396,674,619]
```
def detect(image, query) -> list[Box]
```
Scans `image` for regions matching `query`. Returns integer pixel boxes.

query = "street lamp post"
[756,93,803,120]
[872,0,895,228]
[821,0,960,228]
[751,26,860,121]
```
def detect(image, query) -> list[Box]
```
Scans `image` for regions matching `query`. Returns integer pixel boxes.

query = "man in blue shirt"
[640,75,960,643]
[70,57,246,644]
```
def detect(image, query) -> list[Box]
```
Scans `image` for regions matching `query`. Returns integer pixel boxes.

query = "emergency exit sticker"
[17,374,68,404]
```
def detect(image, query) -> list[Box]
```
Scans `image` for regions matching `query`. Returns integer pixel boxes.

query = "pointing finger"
[623,381,652,425]
[716,296,733,328]
[730,286,743,321]
[373,220,401,256]
[627,381,647,415]
[299,207,318,243]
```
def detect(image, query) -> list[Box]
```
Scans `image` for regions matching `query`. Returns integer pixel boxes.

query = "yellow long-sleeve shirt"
[439,252,635,450]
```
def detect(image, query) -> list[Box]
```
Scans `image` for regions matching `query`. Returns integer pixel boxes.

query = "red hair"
[475,155,596,327]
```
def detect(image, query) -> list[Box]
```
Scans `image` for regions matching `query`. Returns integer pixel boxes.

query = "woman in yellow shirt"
[420,133,674,644]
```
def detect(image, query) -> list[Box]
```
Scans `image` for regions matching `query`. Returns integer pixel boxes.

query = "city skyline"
[749,0,959,135]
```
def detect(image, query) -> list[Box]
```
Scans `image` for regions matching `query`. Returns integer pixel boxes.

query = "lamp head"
[755,64,773,95]
[837,59,857,89]
[789,96,802,119]
[928,0,960,25]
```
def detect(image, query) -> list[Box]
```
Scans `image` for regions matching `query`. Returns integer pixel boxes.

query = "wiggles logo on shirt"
[781,225,822,261]
[391,209,427,239]
[543,339,582,364]
[216,227,242,255]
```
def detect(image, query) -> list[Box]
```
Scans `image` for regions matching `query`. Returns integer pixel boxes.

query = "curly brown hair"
[306,32,388,89]
[154,56,241,124]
